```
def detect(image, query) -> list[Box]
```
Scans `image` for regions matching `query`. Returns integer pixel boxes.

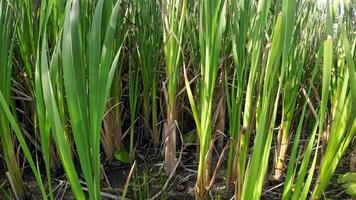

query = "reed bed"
[0,0,355,199]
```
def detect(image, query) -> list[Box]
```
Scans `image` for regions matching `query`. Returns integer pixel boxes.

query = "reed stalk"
[162,0,187,175]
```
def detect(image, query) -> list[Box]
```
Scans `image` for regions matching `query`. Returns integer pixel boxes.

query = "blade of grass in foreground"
[40,35,85,199]
[35,1,61,198]
[62,0,124,198]
[292,36,332,200]
[241,14,283,200]
[0,91,47,199]
[274,0,297,180]
[312,27,356,199]
[237,1,272,196]
[62,0,93,196]
[0,2,26,198]
[193,0,226,199]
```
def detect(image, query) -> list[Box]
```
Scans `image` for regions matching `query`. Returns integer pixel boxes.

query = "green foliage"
[338,173,356,196]
[0,1,26,198]
[0,92,47,199]
[60,0,124,198]
[114,150,130,164]
[184,0,227,198]
[162,0,187,175]
[133,0,161,146]
[35,0,125,198]
[0,0,355,199]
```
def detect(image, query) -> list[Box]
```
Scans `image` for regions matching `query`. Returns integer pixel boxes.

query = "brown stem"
[165,109,176,175]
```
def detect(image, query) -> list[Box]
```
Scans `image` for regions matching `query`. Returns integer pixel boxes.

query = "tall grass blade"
[0,92,47,199]
[0,2,26,198]
[61,0,124,198]
[162,0,187,175]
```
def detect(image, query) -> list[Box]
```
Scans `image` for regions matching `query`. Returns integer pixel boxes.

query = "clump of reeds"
[0,0,354,200]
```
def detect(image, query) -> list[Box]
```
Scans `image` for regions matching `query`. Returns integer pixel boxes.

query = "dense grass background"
[0,0,355,199]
